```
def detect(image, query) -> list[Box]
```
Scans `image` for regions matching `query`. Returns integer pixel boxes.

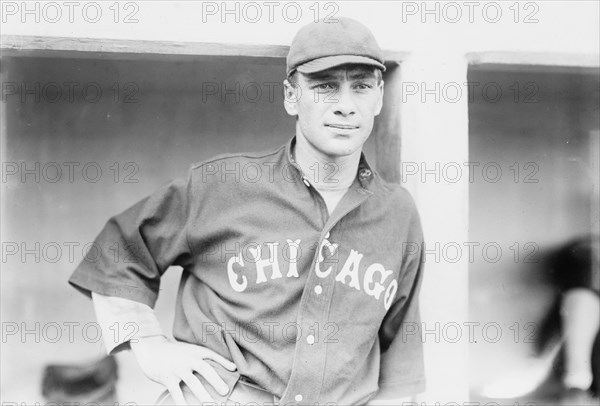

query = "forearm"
[91,291,167,354]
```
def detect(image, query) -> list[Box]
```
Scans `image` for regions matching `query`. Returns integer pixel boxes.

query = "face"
[284,64,384,160]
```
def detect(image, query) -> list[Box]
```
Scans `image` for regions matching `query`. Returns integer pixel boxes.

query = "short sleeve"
[377,207,426,397]
[68,169,194,308]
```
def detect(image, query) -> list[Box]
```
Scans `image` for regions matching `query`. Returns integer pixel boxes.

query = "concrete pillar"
[399,52,470,403]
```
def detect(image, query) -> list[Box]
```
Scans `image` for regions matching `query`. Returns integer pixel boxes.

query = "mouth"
[325,124,360,130]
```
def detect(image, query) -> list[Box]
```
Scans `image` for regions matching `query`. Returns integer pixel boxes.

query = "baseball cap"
[286,17,386,76]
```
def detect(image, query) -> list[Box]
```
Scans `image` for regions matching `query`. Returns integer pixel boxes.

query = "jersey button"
[314,285,323,295]
[325,231,330,238]
[302,177,311,187]
[306,334,315,345]
[295,394,303,402]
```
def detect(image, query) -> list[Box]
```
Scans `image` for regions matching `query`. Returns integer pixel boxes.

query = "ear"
[374,80,384,117]
[283,79,300,116]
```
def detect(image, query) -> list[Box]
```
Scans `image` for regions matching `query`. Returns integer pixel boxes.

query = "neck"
[293,135,360,191]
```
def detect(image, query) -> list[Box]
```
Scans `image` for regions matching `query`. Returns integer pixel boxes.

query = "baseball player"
[69,17,426,405]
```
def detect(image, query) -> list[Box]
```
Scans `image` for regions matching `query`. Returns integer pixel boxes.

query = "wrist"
[130,334,168,350]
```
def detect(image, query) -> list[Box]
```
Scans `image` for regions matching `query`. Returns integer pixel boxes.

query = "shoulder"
[373,174,419,212]
[371,174,423,239]
[189,143,286,172]
[182,142,289,190]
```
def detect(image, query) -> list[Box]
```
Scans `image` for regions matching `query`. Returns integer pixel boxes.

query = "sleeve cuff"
[69,263,158,309]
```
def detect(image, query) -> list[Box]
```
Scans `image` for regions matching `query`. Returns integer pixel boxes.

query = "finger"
[197,348,237,371]
[165,381,187,406]
[193,363,230,396]
[182,372,214,403]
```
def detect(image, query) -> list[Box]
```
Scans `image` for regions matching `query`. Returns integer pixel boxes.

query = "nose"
[332,86,356,117]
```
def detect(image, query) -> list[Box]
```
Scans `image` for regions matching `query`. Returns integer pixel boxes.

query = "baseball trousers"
[156,378,280,406]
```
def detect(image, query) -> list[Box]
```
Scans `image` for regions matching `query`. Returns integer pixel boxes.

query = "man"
[69,17,425,405]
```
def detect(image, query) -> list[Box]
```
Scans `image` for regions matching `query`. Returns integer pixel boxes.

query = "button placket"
[280,186,374,405]
[280,246,336,404]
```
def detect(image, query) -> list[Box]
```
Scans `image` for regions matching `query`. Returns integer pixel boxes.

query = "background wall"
[468,66,600,397]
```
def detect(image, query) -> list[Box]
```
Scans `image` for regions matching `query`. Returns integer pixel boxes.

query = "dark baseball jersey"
[68,137,426,404]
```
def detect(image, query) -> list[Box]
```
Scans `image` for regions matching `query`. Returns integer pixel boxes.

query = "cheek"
[298,103,326,126]
[363,96,382,115]
[297,112,324,140]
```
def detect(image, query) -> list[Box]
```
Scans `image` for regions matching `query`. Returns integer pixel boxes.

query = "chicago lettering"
[227,237,398,310]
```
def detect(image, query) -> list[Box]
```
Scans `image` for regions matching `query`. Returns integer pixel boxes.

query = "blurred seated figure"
[536,234,600,403]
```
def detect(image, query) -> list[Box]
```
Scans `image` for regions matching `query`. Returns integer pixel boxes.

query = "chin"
[332,135,367,150]
[320,142,360,158]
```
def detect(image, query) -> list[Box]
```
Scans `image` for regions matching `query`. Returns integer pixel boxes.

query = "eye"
[312,82,335,91]
[355,82,373,90]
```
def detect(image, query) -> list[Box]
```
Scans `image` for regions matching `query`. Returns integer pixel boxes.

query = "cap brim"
[296,55,386,74]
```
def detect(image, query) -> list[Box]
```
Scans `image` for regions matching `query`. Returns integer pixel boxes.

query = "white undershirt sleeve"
[91,291,167,355]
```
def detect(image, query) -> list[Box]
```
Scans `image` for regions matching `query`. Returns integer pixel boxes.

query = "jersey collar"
[285,136,376,190]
